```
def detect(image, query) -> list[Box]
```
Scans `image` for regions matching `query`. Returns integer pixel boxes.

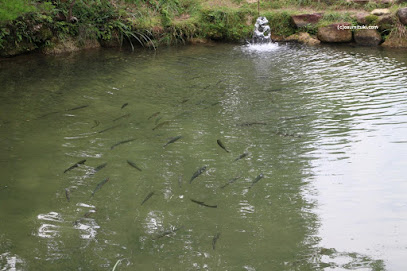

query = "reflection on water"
[1,43,407,270]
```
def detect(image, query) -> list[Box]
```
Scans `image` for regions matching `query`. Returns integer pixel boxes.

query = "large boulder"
[317,23,353,43]
[356,12,371,25]
[291,13,323,28]
[285,32,321,45]
[397,8,407,25]
[371,9,391,16]
[377,15,396,32]
[354,29,382,46]
[381,34,407,47]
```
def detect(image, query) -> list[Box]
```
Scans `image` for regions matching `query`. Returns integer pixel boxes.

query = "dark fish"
[148,111,161,120]
[111,138,136,150]
[66,105,89,111]
[217,139,230,153]
[189,166,207,184]
[121,103,128,109]
[239,122,267,127]
[154,116,162,124]
[91,178,109,197]
[127,160,142,171]
[275,131,301,138]
[234,152,248,162]
[212,233,221,250]
[94,162,107,173]
[0,185,8,191]
[154,226,184,239]
[39,111,59,118]
[178,175,183,188]
[279,115,309,121]
[163,136,182,147]
[141,191,154,205]
[91,120,100,128]
[64,159,86,173]
[268,88,283,92]
[249,173,264,189]
[220,176,241,189]
[181,99,189,104]
[98,124,121,134]
[190,199,217,208]
[84,209,96,218]
[152,121,170,131]
[113,113,130,122]
[65,188,70,202]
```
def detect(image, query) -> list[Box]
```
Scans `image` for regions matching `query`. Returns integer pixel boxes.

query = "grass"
[0,0,35,22]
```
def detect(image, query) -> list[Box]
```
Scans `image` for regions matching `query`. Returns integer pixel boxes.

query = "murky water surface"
[1,43,407,270]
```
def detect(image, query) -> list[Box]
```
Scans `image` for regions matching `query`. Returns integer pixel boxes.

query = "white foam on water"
[241,42,280,53]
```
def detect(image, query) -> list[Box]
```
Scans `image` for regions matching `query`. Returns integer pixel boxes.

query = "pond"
[1,43,407,270]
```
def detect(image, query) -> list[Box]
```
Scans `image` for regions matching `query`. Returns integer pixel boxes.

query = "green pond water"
[1,43,407,270]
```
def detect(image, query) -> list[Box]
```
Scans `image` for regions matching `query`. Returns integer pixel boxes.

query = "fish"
[204,101,220,109]
[65,188,70,202]
[163,136,182,147]
[189,166,207,184]
[212,233,221,250]
[98,124,121,134]
[220,176,241,189]
[217,139,230,153]
[154,116,162,124]
[148,111,161,120]
[190,199,217,208]
[84,209,96,218]
[39,111,59,118]
[181,99,189,104]
[154,226,184,239]
[94,162,107,173]
[66,105,89,111]
[234,152,248,162]
[141,191,154,205]
[238,122,267,127]
[249,173,264,189]
[121,103,128,109]
[0,185,8,191]
[268,88,283,92]
[63,159,86,173]
[110,138,136,150]
[152,121,170,131]
[178,175,183,188]
[91,178,109,197]
[91,120,100,128]
[112,113,130,122]
[127,160,142,171]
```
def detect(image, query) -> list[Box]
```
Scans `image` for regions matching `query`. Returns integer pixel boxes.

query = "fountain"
[252,16,271,44]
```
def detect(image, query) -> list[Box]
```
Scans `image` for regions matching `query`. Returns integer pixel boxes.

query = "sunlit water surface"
[1,43,407,270]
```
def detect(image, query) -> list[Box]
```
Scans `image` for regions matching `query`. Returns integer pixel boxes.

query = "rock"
[346,0,369,4]
[374,0,394,6]
[291,13,323,28]
[356,12,371,25]
[298,32,320,45]
[43,37,100,54]
[371,9,391,16]
[0,39,37,57]
[354,29,382,46]
[317,23,353,43]
[381,34,407,47]
[377,15,396,32]
[397,8,407,25]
